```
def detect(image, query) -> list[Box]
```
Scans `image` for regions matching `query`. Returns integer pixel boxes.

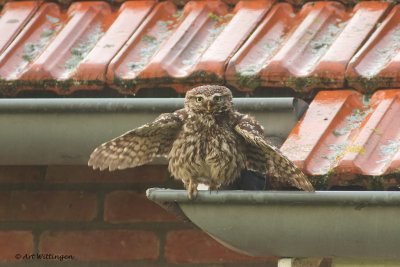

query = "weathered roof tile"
[0,1,39,55]
[73,1,156,84]
[0,2,64,94]
[346,5,400,93]
[227,1,391,92]
[107,1,185,93]
[0,1,398,95]
[282,90,400,189]
[109,0,272,94]
[18,2,113,93]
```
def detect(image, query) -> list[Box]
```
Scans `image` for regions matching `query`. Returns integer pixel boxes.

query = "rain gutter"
[0,98,297,165]
[147,189,400,259]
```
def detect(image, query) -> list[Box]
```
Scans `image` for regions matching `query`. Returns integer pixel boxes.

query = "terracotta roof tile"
[135,0,233,92]
[0,1,398,95]
[226,1,391,92]
[282,90,400,189]
[0,2,61,93]
[73,1,156,85]
[107,1,182,93]
[110,0,272,94]
[346,5,400,93]
[0,1,39,55]
[0,1,115,94]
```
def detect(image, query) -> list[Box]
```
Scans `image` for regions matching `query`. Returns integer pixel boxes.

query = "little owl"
[88,85,314,199]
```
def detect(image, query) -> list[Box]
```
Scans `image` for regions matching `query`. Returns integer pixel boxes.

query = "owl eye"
[196,97,203,103]
[213,96,222,102]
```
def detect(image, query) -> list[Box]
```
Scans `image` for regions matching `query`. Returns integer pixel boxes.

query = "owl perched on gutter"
[88,85,314,199]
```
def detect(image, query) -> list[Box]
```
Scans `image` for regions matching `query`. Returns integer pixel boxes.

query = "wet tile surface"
[282,90,400,189]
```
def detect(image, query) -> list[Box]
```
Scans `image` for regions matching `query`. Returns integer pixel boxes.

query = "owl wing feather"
[234,114,314,192]
[88,109,186,171]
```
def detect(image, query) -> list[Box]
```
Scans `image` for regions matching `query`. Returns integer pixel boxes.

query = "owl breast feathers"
[88,85,314,199]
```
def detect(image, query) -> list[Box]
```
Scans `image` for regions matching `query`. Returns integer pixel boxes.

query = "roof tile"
[110,0,272,94]
[0,2,63,94]
[19,2,113,93]
[346,5,400,93]
[226,1,391,92]
[0,1,39,55]
[0,2,116,94]
[0,1,397,95]
[282,90,400,189]
[107,1,181,93]
[73,1,156,85]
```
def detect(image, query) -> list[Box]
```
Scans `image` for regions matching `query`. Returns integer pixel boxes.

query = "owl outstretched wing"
[88,109,186,171]
[234,113,314,192]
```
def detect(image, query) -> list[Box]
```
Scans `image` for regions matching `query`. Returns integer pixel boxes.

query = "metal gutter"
[147,189,400,259]
[0,98,294,113]
[0,98,297,165]
[146,188,400,205]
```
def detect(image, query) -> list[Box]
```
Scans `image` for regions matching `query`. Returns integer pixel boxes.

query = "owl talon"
[187,187,198,200]
[187,180,198,200]
[209,184,218,191]
[192,188,198,199]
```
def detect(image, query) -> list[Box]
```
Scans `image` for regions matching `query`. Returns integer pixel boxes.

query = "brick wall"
[0,165,278,266]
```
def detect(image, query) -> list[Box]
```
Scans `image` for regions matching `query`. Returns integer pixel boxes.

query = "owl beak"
[207,102,211,111]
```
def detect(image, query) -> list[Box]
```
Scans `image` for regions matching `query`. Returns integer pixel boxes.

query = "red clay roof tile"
[107,1,182,93]
[19,2,113,93]
[0,1,39,55]
[0,1,398,95]
[110,0,272,94]
[227,1,391,92]
[0,2,114,94]
[346,5,400,93]
[282,90,400,189]
[0,2,63,94]
[73,1,156,85]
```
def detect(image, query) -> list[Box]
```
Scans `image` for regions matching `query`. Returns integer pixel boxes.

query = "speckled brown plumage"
[88,85,314,198]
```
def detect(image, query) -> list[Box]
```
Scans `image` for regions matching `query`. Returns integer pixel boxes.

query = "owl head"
[184,85,233,115]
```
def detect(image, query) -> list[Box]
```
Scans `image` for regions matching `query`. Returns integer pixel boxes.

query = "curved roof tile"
[282,90,400,189]
[0,1,398,96]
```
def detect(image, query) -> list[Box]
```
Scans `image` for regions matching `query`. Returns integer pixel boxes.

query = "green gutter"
[147,189,400,259]
[0,98,294,113]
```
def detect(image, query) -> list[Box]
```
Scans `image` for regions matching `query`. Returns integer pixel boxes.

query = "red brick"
[46,165,168,183]
[0,191,97,221]
[0,231,34,261]
[104,191,179,223]
[0,166,41,183]
[165,229,274,264]
[39,230,159,261]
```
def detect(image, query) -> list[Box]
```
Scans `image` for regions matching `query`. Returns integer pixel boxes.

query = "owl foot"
[186,180,198,200]
[208,184,219,195]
